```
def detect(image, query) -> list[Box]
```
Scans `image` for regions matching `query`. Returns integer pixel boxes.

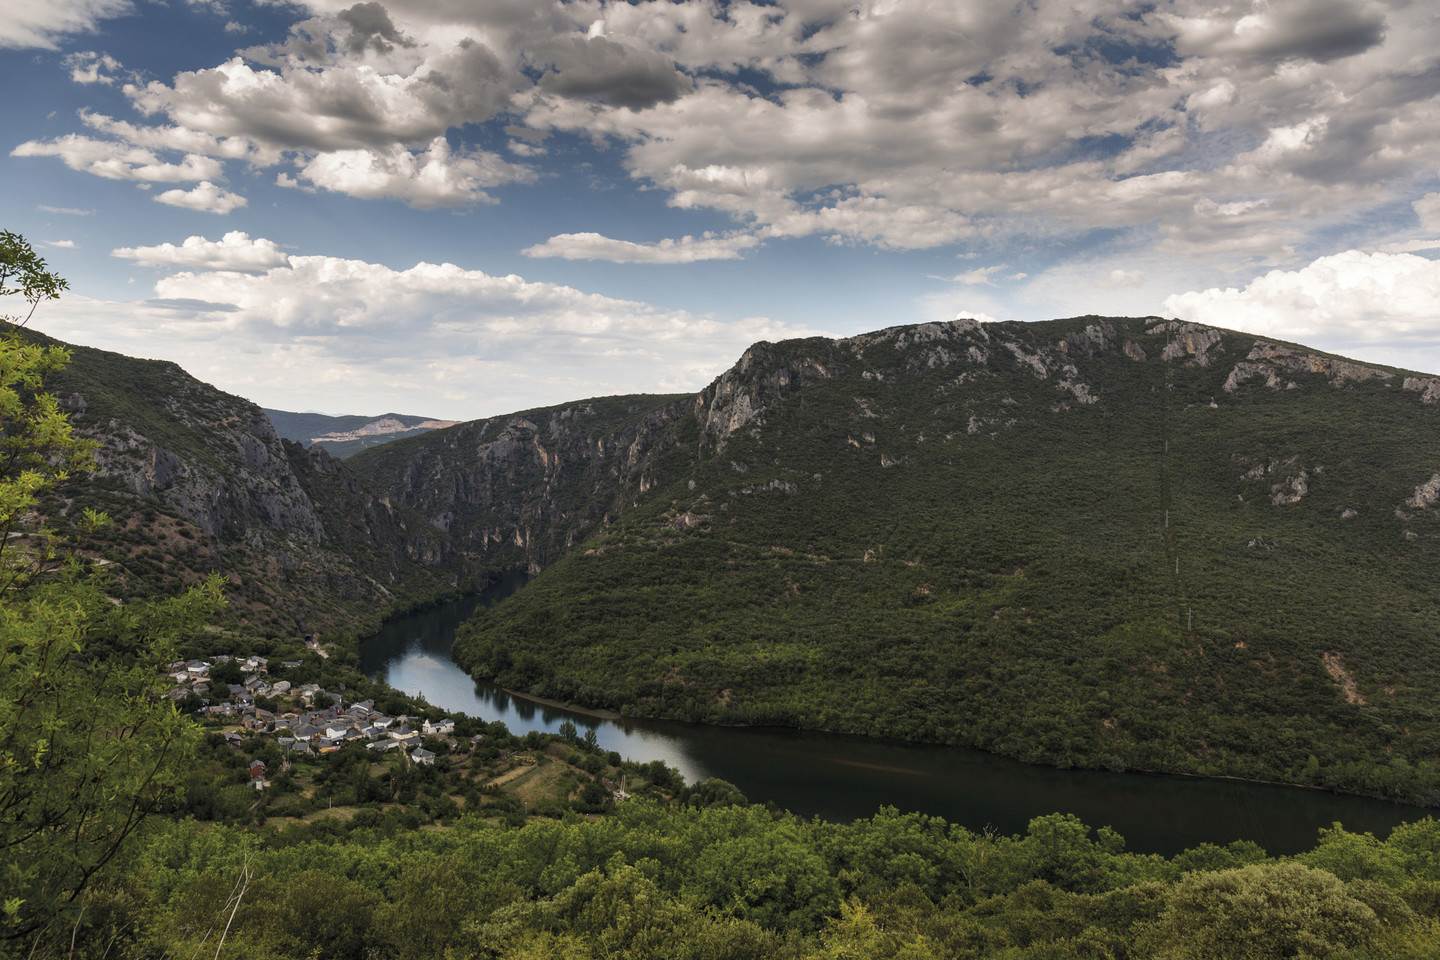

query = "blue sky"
[4,0,1440,419]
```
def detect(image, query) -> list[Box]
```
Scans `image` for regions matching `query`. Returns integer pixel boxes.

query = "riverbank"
[497,685,623,722]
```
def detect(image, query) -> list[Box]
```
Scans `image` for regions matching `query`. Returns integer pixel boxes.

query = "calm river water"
[360,576,1423,857]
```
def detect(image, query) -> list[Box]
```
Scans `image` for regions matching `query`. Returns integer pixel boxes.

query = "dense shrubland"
[454,318,1440,804]
[40,801,1440,959]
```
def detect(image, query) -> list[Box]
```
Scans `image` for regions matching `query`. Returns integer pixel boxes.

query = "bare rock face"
[1224,341,1392,393]
[1403,377,1440,403]
[700,340,834,450]
[358,393,694,573]
[1149,321,1224,365]
[1406,474,1440,510]
[84,389,326,544]
[46,335,451,634]
[1059,321,1119,358]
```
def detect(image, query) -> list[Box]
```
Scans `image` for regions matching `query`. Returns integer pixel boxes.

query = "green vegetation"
[0,245,224,945]
[452,318,1440,804]
[14,236,1440,956]
[33,800,1440,959]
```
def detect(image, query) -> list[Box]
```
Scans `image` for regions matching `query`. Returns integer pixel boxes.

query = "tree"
[0,236,223,946]
[0,231,68,329]
[1141,862,1381,960]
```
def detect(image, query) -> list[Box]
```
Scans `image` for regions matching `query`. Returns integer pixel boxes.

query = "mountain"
[349,316,1440,803]
[35,331,464,637]
[264,408,459,459]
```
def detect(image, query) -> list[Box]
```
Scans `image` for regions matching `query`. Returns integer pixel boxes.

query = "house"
[422,718,455,736]
[410,747,436,766]
[248,759,267,786]
[271,680,292,695]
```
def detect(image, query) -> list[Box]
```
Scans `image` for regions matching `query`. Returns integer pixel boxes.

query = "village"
[160,649,657,819]
[165,652,471,787]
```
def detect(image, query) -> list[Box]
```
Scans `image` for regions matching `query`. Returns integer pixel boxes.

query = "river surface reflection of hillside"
[360,580,1421,857]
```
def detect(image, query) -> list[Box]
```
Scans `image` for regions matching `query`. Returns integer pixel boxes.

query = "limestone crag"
[352,395,696,575]
[43,334,455,634]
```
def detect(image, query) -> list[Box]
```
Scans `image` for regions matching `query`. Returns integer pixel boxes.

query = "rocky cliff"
[37,332,458,636]
[348,394,696,574]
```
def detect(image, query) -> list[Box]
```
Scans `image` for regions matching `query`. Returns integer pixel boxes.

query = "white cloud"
[287,137,530,208]
[1107,269,1145,288]
[11,135,223,182]
[154,181,248,214]
[522,231,759,263]
[1163,249,1440,352]
[0,0,131,50]
[939,265,1007,285]
[81,111,267,163]
[39,249,830,418]
[112,232,288,272]
[64,50,122,85]
[126,43,516,153]
[37,205,94,215]
[43,240,78,249]
[19,0,1440,270]
[1414,193,1440,231]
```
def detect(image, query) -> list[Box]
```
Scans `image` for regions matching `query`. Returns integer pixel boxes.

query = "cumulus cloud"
[1163,250,1440,350]
[126,41,515,153]
[1166,0,1387,67]
[64,50,122,84]
[0,0,131,50]
[153,181,248,214]
[39,249,829,417]
[535,33,692,110]
[522,231,758,263]
[11,135,222,182]
[112,232,289,272]
[286,137,531,208]
[19,0,1440,267]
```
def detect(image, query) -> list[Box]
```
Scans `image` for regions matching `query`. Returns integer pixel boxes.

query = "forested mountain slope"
[32,331,462,636]
[403,316,1440,803]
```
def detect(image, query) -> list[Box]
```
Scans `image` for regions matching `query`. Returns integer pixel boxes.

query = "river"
[360,576,1422,856]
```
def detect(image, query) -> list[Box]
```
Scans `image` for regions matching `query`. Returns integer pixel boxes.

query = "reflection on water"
[360,581,1423,857]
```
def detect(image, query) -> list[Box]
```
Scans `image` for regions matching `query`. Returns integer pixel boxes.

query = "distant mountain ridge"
[264,408,459,459]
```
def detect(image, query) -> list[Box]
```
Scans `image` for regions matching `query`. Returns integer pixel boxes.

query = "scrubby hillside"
[419,316,1440,803]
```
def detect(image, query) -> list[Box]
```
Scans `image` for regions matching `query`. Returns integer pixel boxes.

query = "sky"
[3,0,1440,420]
